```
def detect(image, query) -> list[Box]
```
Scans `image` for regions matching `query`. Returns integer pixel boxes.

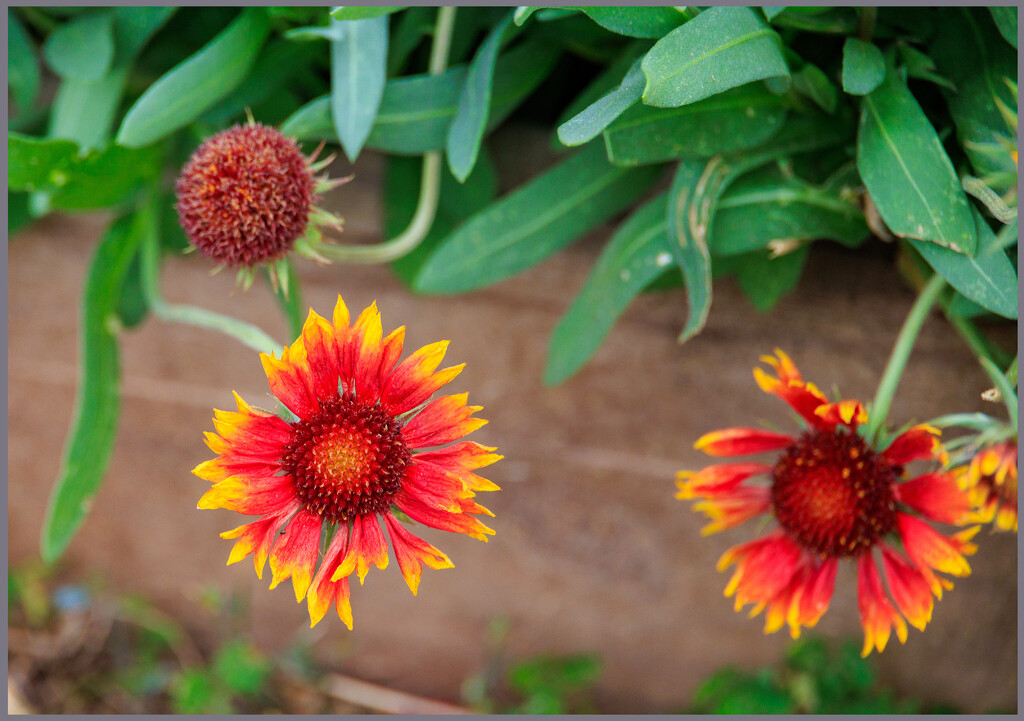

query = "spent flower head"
[175,120,347,290]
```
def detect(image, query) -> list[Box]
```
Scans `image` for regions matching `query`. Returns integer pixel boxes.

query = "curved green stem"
[865,273,947,443]
[139,209,282,355]
[317,6,456,265]
[943,308,1013,369]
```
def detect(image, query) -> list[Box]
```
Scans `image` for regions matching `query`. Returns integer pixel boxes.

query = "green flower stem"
[139,209,283,355]
[317,6,457,265]
[865,273,947,443]
[942,307,1013,369]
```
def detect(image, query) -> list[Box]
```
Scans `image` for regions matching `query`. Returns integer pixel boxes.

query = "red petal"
[675,462,771,499]
[880,546,934,632]
[384,513,453,595]
[268,509,323,602]
[881,425,943,466]
[856,552,907,656]
[331,514,389,584]
[402,393,487,448]
[413,442,502,492]
[307,530,353,629]
[261,340,318,418]
[694,428,793,457]
[220,501,299,579]
[894,472,971,524]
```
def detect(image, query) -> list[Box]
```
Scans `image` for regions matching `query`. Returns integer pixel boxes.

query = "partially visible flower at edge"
[675,349,979,657]
[195,295,500,628]
[175,120,348,291]
[955,440,1018,532]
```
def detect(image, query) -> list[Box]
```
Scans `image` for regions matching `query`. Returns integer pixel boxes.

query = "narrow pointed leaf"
[666,160,712,343]
[50,69,129,152]
[841,38,885,96]
[603,84,788,166]
[448,13,514,181]
[414,142,661,294]
[641,6,789,108]
[989,6,1017,48]
[331,13,389,162]
[41,212,145,561]
[116,8,270,147]
[558,57,645,147]
[857,68,976,254]
[545,192,673,385]
[909,208,1017,320]
[730,246,810,311]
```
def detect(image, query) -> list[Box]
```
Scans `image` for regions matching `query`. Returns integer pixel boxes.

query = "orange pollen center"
[282,393,410,523]
[771,429,897,558]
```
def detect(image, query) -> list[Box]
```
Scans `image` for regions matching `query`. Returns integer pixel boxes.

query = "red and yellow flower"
[196,295,500,628]
[676,350,977,656]
[957,440,1017,532]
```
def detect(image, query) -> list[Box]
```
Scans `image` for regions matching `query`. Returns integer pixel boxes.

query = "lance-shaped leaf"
[730,245,810,312]
[545,192,674,385]
[558,56,646,147]
[666,160,712,343]
[857,66,976,254]
[282,39,558,154]
[117,8,270,147]
[641,6,789,108]
[41,211,145,561]
[711,165,869,255]
[413,142,662,294]
[989,6,1017,48]
[331,13,389,162]
[910,208,1017,320]
[448,12,515,181]
[603,83,788,166]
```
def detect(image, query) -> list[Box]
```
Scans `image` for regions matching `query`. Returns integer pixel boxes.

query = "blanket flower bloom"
[176,121,346,289]
[676,350,978,656]
[957,440,1017,532]
[196,295,500,628]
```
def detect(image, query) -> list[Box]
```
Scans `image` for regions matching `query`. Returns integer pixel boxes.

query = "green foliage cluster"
[688,637,947,714]
[464,652,602,714]
[7,6,1018,562]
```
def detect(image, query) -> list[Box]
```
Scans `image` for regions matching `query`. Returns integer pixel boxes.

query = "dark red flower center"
[771,429,897,558]
[282,393,410,523]
[175,123,314,267]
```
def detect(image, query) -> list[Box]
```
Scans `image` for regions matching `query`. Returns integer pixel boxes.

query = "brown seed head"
[175,123,314,267]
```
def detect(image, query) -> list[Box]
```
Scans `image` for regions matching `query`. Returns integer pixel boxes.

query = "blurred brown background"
[8,142,1017,713]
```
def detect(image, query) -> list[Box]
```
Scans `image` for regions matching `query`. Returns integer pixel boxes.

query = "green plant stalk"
[318,5,456,264]
[1005,355,1017,388]
[943,307,1013,369]
[865,273,947,443]
[139,207,282,355]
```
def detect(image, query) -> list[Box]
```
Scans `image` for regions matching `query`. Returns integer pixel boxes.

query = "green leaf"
[989,6,1017,48]
[792,61,837,113]
[641,6,789,108]
[49,69,129,152]
[387,6,432,75]
[558,57,645,147]
[545,193,673,384]
[212,640,271,698]
[116,8,271,147]
[8,133,162,210]
[330,6,405,21]
[413,143,661,294]
[508,655,601,693]
[857,67,977,254]
[909,208,1017,319]
[8,11,41,112]
[42,10,115,81]
[711,165,869,255]
[730,245,810,311]
[666,160,712,343]
[931,9,1017,196]
[603,84,788,166]
[9,192,33,234]
[575,6,685,39]
[110,6,178,65]
[282,39,559,154]
[762,7,786,22]
[841,38,886,95]
[898,44,955,91]
[116,249,150,329]
[171,669,234,714]
[40,212,144,561]
[448,13,515,181]
[331,14,389,162]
